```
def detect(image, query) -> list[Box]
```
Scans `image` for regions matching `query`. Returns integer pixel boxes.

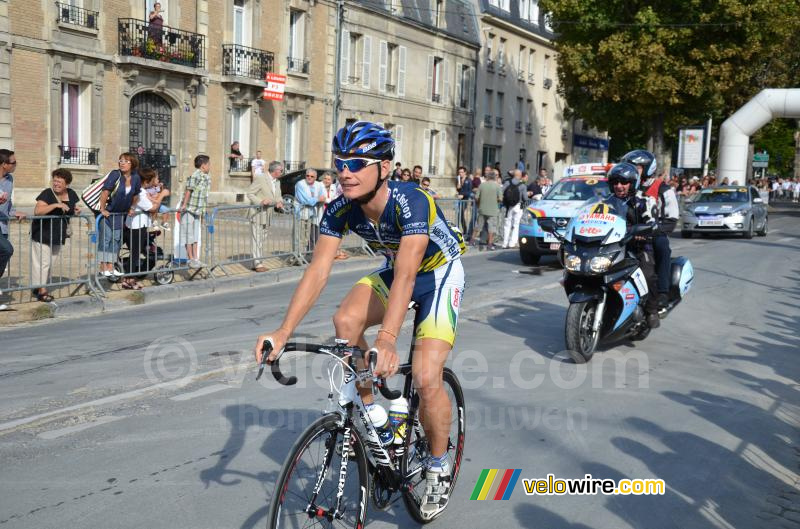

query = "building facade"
[0,0,334,205]
[473,0,608,180]
[338,0,480,192]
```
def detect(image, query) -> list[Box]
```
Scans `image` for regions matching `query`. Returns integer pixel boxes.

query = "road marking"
[170,383,233,402]
[37,415,123,440]
[541,283,561,290]
[775,237,795,243]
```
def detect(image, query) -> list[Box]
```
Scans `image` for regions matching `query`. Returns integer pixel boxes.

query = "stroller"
[109,230,175,285]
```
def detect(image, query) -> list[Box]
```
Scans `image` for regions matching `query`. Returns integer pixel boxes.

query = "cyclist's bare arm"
[254,234,342,363]
[372,233,428,378]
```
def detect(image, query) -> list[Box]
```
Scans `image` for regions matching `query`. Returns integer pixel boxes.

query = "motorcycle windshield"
[565,202,628,244]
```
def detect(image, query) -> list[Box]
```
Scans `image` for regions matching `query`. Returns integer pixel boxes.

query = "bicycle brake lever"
[256,339,273,381]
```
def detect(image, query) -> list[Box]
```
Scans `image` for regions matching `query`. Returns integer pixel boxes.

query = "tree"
[753,119,797,178]
[540,0,800,170]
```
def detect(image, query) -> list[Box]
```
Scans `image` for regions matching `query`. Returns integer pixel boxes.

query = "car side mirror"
[539,218,556,233]
[753,197,763,204]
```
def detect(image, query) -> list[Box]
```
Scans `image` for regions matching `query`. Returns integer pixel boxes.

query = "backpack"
[502,182,522,208]
[81,171,120,214]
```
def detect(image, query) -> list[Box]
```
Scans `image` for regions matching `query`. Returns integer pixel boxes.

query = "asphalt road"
[1,208,798,529]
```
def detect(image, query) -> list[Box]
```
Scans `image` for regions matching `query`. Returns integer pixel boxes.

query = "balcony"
[59,146,99,165]
[229,157,253,173]
[57,2,98,29]
[525,123,533,135]
[118,18,205,68]
[222,44,274,80]
[515,120,522,132]
[431,93,441,103]
[498,64,506,76]
[385,83,396,94]
[495,116,504,129]
[348,75,361,84]
[517,71,525,81]
[543,78,553,89]
[540,126,547,137]
[427,166,437,175]
[287,56,309,74]
[284,160,306,172]
[486,59,495,73]
[484,115,492,128]
[528,73,535,84]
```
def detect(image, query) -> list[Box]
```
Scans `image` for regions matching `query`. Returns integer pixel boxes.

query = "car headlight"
[589,256,612,273]
[564,255,581,271]
[521,210,533,224]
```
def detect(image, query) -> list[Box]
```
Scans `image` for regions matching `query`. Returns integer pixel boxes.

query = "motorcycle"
[540,205,694,363]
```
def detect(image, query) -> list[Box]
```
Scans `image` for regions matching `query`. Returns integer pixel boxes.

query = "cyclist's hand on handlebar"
[372,338,399,378]
[254,328,291,364]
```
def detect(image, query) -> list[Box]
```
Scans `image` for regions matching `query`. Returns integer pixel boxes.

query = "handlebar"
[257,340,402,400]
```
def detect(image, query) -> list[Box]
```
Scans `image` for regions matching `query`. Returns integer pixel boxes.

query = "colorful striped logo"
[470,469,522,500]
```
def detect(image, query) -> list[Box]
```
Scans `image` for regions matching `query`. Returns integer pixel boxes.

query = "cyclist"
[254,121,466,520]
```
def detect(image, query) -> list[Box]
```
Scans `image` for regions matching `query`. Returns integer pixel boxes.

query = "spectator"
[793,178,800,203]
[412,165,423,183]
[474,170,502,250]
[527,175,543,200]
[30,168,79,302]
[400,168,412,182]
[322,171,349,260]
[143,171,171,232]
[247,160,284,272]
[456,166,474,241]
[420,177,439,198]
[179,154,211,269]
[229,141,243,172]
[148,2,164,45]
[501,169,527,249]
[472,169,482,190]
[538,168,551,195]
[0,149,25,309]
[122,168,167,290]
[97,152,141,279]
[251,150,266,179]
[295,168,325,252]
[391,162,403,181]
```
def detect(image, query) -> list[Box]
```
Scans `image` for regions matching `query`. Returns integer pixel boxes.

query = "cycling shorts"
[356,259,465,346]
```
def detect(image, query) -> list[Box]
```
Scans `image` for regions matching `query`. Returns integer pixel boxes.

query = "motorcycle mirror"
[539,218,556,233]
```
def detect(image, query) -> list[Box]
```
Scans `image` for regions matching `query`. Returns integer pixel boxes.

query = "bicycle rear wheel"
[400,367,466,523]
[267,413,369,529]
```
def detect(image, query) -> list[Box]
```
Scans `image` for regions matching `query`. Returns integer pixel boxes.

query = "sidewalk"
[0,254,385,327]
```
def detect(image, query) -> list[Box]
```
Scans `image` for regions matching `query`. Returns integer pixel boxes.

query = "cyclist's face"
[337,158,389,200]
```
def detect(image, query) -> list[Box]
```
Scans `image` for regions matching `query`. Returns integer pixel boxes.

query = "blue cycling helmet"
[607,162,640,195]
[332,121,395,160]
[621,149,657,177]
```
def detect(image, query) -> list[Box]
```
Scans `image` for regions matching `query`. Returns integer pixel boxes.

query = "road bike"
[258,308,465,528]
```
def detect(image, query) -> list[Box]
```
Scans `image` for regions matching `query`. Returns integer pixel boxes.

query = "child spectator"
[143,170,171,232]
[179,155,211,268]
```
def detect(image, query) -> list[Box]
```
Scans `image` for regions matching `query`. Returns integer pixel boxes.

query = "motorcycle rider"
[604,162,661,329]
[621,150,679,311]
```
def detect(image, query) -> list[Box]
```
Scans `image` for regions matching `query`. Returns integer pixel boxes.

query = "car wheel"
[282,194,295,214]
[757,216,768,237]
[520,250,540,265]
[681,231,692,239]
[743,218,754,239]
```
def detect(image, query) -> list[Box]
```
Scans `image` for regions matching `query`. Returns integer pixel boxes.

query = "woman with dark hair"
[31,169,81,302]
[97,153,141,279]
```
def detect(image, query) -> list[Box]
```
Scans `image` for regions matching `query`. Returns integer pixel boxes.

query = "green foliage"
[541,0,800,156]
[753,119,798,177]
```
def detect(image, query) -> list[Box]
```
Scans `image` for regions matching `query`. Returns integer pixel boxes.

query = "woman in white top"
[123,168,168,289]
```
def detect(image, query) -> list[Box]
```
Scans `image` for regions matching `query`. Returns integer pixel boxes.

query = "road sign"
[263,73,286,101]
[677,128,705,169]
[753,152,769,168]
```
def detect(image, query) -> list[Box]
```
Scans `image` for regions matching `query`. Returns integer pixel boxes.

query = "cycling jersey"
[320,181,466,273]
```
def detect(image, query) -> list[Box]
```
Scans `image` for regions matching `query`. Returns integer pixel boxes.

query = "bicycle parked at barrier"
[258,306,466,527]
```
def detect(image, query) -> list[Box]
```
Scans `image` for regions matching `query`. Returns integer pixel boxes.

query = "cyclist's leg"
[412,337,452,458]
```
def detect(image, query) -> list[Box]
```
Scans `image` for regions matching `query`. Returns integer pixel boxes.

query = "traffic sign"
[263,73,286,101]
[753,151,769,168]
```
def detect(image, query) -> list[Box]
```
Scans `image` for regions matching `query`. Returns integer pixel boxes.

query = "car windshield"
[543,178,610,201]
[695,189,748,203]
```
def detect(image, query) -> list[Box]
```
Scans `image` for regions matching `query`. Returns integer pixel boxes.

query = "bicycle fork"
[305,425,357,522]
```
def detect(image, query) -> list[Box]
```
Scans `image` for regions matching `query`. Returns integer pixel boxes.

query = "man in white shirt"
[251,150,266,179]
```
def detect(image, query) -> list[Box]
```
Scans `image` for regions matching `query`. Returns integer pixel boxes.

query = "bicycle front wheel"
[400,367,466,523]
[267,413,369,529]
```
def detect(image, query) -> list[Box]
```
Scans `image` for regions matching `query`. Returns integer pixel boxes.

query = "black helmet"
[621,149,657,177]
[607,162,640,195]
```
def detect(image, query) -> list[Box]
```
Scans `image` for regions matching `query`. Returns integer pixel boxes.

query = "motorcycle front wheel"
[565,301,600,363]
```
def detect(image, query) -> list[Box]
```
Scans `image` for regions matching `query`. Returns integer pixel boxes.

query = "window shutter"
[341,30,350,85]
[394,125,403,164]
[379,40,388,93]
[362,35,372,89]
[398,46,407,96]
[438,130,447,176]
[426,55,434,101]
[455,62,462,108]
[422,129,431,175]
[443,59,450,106]
[468,66,476,109]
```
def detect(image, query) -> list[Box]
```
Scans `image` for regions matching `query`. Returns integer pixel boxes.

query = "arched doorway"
[129,92,173,203]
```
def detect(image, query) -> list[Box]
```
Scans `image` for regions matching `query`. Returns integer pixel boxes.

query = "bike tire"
[267,413,369,529]
[400,368,466,524]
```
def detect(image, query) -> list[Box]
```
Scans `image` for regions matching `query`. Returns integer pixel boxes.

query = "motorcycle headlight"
[564,255,581,271]
[589,256,612,273]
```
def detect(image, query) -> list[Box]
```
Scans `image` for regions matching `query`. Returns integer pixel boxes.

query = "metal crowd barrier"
[0,214,97,306]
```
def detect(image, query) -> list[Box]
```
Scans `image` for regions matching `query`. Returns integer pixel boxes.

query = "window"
[541,102,548,135]
[285,112,300,165]
[428,56,443,102]
[231,105,251,157]
[496,92,504,128]
[423,129,440,175]
[233,0,251,47]
[499,0,509,12]
[516,97,523,130]
[288,10,306,73]
[61,82,91,157]
[528,49,535,82]
[457,63,473,109]
[520,0,529,21]
[544,11,553,31]
[485,89,493,115]
[518,45,525,79]
[498,38,506,67]
[361,35,372,89]
[340,31,362,84]
[482,144,500,169]
[543,54,550,80]
[530,0,540,24]
[435,0,444,27]
[380,42,399,93]
[488,0,499,7]
[486,33,494,61]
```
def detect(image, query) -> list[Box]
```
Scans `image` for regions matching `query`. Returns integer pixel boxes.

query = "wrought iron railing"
[118,18,205,68]
[230,157,252,173]
[484,115,492,127]
[431,93,441,103]
[59,146,99,165]
[222,44,274,80]
[486,59,495,72]
[525,123,533,134]
[385,83,396,93]
[495,116,504,128]
[287,56,309,74]
[57,2,98,29]
[348,75,360,84]
[528,73,535,83]
[515,120,522,132]
[284,160,306,172]
[517,71,525,81]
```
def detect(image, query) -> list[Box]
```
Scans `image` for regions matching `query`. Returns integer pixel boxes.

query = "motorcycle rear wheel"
[565,301,600,363]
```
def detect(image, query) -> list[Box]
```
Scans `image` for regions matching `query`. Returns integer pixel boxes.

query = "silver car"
[681,185,768,239]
